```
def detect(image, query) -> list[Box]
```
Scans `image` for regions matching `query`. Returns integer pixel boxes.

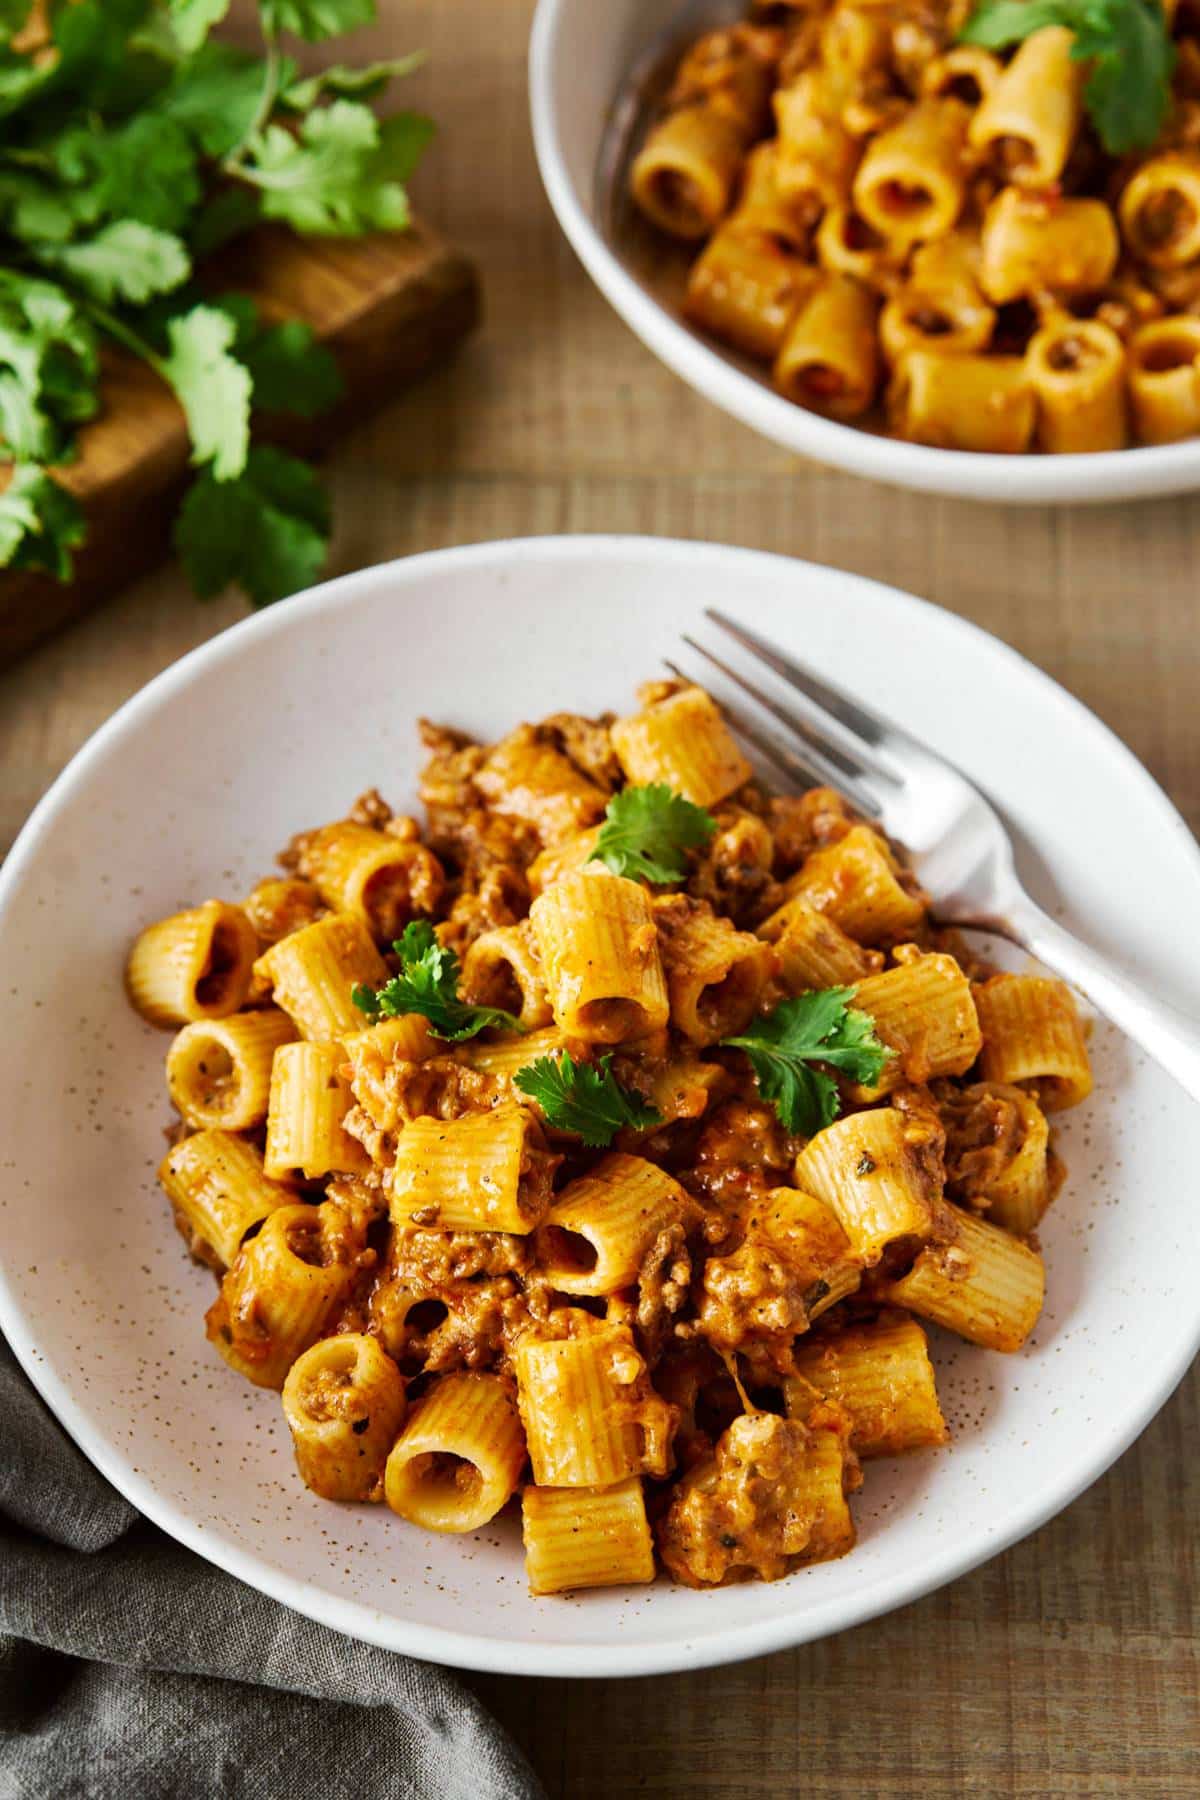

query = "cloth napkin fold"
[0,1337,544,1800]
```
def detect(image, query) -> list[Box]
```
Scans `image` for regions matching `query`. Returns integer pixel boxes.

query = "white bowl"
[529,0,1200,505]
[2,536,1199,1677]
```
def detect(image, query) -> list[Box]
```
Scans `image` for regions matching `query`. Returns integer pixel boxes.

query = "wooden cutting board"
[0,219,481,664]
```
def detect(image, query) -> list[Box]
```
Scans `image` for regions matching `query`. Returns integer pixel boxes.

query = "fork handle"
[997,893,1200,1106]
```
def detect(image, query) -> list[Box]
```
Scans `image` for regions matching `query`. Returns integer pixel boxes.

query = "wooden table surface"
[2,3,1196,1793]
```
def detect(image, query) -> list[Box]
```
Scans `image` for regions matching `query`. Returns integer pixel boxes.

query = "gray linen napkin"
[0,1338,544,1800]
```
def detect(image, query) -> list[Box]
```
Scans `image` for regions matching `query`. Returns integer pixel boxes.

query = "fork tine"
[671,647,884,819]
[705,608,911,754]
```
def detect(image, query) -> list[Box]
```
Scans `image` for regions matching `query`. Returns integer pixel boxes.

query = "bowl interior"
[529,0,1200,504]
[2,536,1199,1676]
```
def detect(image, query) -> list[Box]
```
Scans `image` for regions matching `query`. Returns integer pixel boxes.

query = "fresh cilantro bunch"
[0,0,432,602]
[352,920,523,1042]
[590,784,717,885]
[722,987,893,1136]
[960,0,1174,155]
[514,1051,663,1147]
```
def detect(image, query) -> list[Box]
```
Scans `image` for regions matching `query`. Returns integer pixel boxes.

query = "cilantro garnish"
[0,0,431,605]
[589,784,716,885]
[722,988,893,1136]
[514,1051,663,1147]
[351,920,524,1042]
[960,0,1174,155]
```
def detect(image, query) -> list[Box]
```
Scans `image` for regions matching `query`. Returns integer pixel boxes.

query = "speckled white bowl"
[2,536,1199,1677]
[530,0,1200,504]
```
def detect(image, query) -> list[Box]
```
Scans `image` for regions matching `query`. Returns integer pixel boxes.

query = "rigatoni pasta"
[131,678,1095,1596]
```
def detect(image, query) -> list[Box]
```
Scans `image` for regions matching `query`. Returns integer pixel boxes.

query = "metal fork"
[674,609,1200,1105]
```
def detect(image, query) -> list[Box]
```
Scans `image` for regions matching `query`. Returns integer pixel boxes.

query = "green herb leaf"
[960,0,1174,154]
[0,464,85,581]
[261,0,376,41]
[153,42,278,160]
[189,188,260,255]
[590,783,717,884]
[53,115,202,234]
[174,446,331,606]
[280,51,425,111]
[0,273,99,462]
[351,919,524,1041]
[161,304,251,479]
[0,171,81,245]
[37,221,190,304]
[213,295,343,417]
[722,987,893,1136]
[0,1,35,40]
[514,1051,663,1147]
[241,99,430,235]
[166,0,232,53]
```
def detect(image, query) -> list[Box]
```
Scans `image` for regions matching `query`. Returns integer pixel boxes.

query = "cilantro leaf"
[352,919,524,1041]
[590,783,717,884]
[261,0,377,41]
[213,295,343,418]
[514,1052,663,1147]
[0,1,35,39]
[0,171,81,245]
[0,273,99,462]
[240,100,430,235]
[153,42,278,160]
[174,446,331,606]
[161,304,251,480]
[53,115,202,235]
[165,0,232,53]
[722,988,893,1136]
[960,0,1174,154]
[280,52,425,111]
[0,464,85,581]
[37,221,191,305]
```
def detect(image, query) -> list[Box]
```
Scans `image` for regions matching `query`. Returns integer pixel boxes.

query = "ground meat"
[938,1080,1028,1202]
[418,720,539,874]
[370,1273,527,1373]
[634,1222,692,1360]
[685,1099,800,1217]
[346,1049,505,1141]
[348,787,394,829]
[540,711,623,791]
[243,876,326,946]
[768,788,855,872]
[438,864,530,954]
[687,807,780,925]
[657,1412,855,1586]
[695,1237,824,1371]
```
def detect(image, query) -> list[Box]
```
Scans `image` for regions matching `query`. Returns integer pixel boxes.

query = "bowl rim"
[2,534,1199,1677]
[527,0,1200,506]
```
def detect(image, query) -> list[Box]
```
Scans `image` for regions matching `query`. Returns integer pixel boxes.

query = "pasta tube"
[667,24,778,137]
[390,1103,555,1233]
[630,105,746,239]
[786,824,925,944]
[974,973,1092,1110]
[684,223,818,360]
[460,921,552,1030]
[883,1203,1045,1352]
[852,100,969,249]
[920,45,1003,107]
[514,1316,673,1486]
[968,27,1084,186]
[653,895,772,1045]
[888,350,1035,453]
[1119,154,1200,270]
[384,1372,525,1532]
[610,685,752,807]
[774,74,859,218]
[300,822,443,944]
[127,900,258,1027]
[253,914,387,1042]
[979,189,1119,305]
[793,1105,940,1264]
[954,1082,1053,1236]
[536,1153,687,1295]
[526,827,602,898]
[1127,318,1200,443]
[475,727,609,847]
[166,1008,296,1131]
[205,1202,355,1389]
[774,274,879,417]
[530,870,670,1044]
[463,1023,568,1079]
[523,1479,655,1595]
[756,892,875,990]
[159,1128,295,1269]
[1026,318,1128,453]
[282,1332,407,1501]
[879,284,995,365]
[850,952,982,1096]
[264,1041,369,1182]
[815,206,901,288]
[787,1311,948,1457]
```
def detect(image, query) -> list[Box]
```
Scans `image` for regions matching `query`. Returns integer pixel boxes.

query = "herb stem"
[78,299,167,376]
[221,37,282,175]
